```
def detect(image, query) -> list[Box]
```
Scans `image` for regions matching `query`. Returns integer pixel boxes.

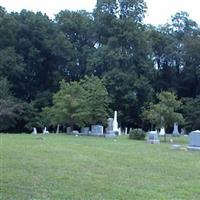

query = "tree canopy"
[0,2,199,133]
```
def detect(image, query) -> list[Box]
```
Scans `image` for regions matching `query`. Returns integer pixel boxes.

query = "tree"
[56,10,95,80]
[80,76,109,125]
[43,76,109,130]
[0,47,25,97]
[0,78,23,132]
[119,0,147,22]
[43,80,85,130]
[142,91,184,131]
[181,96,200,131]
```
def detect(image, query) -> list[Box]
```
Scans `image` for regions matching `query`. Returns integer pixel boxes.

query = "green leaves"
[142,91,184,129]
[181,96,200,131]
[43,76,109,129]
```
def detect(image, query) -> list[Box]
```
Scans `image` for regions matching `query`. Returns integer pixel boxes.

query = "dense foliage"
[0,1,199,132]
[129,128,146,140]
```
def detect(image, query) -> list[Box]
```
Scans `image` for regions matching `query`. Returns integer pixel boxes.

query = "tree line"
[0,0,200,133]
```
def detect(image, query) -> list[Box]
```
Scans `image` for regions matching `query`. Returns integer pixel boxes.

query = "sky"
[0,0,199,26]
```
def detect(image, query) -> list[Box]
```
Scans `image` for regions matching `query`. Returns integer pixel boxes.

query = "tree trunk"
[56,124,60,134]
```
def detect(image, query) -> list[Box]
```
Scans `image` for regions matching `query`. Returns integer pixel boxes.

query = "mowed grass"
[0,134,200,200]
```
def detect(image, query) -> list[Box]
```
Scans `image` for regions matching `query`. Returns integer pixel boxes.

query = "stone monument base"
[187,146,200,151]
[147,139,160,144]
[105,130,118,138]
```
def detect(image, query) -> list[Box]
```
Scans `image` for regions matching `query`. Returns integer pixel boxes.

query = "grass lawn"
[0,134,200,200]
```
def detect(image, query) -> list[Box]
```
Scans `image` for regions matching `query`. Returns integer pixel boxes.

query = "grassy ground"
[0,134,200,200]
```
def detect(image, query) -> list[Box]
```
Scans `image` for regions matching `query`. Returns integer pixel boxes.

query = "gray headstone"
[67,127,71,134]
[105,130,118,138]
[72,130,79,135]
[81,127,90,135]
[91,125,104,135]
[181,128,186,135]
[107,118,113,131]
[172,122,180,136]
[147,131,160,144]
[188,130,200,150]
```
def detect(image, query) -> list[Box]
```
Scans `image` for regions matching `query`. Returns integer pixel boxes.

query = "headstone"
[56,124,60,134]
[147,131,160,144]
[159,127,165,136]
[125,127,128,135]
[91,125,104,135]
[105,111,121,137]
[105,131,117,138]
[107,118,113,131]
[67,127,71,134]
[32,127,37,135]
[187,130,200,151]
[43,127,49,134]
[181,128,186,135]
[72,130,79,135]
[81,127,90,135]
[113,111,119,135]
[172,122,180,136]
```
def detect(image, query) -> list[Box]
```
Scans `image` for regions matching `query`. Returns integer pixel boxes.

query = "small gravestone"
[32,127,37,135]
[125,127,128,135]
[56,124,60,134]
[67,127,71,134]
[91,125,104,135]
[187,130,200,151]
[159,127,165,136]
[147,131,160,144]
[172,122,180,137]
[72,130,79,135]
[43,127,49,134]
[181,128,186,135]
[105,117,117,138]
[81,127,90,135]
[105,130,118,138]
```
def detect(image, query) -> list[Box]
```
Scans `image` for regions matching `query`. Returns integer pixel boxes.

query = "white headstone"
[32,127,37,135]
[113,111,121,135]
[113,111,118,131]
[159,127,165,136]
[43,127,49,134]
[125,127,128,135]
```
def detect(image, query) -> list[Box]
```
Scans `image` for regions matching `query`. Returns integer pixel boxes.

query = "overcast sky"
[0,0,199,26]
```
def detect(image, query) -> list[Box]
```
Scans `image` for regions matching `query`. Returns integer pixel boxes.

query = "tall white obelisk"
[113,111,120,135]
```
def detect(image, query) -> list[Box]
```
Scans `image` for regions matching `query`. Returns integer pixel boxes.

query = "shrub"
[129,128,146,140]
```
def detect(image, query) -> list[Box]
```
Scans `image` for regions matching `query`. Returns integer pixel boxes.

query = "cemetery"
[1,110,200,199]
[1,0,200,199]
[1,132,200,200]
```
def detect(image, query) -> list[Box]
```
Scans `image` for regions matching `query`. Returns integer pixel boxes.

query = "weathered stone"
[187,130,200,151]
[91,125,104,135]
[147,131,160,144]
[172,122,180,136]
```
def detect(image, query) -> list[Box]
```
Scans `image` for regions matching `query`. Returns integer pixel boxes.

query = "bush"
[129,128,146,140]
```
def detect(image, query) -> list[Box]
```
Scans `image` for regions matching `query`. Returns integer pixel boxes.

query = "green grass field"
[0,134,200,200]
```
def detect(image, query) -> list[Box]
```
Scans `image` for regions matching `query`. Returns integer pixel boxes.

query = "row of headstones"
[32,125,128,136]
[147,129,200,151]
[32,127,49,134]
